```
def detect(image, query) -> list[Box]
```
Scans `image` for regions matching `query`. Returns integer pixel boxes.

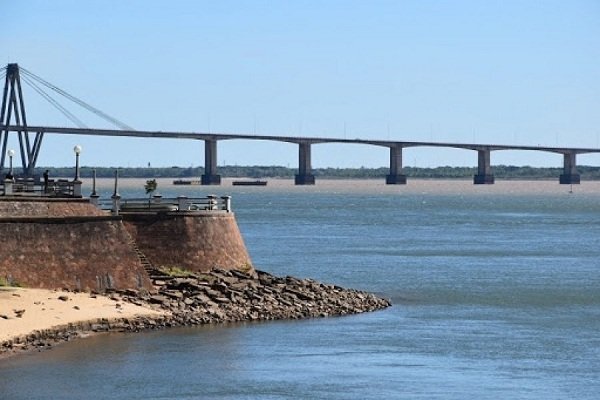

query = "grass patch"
[158,266,196,278]
[0,276,22,287]
[239,263,254,274]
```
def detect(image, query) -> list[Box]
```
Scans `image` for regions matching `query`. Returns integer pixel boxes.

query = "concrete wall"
[0,199,152,291]
[122,211,253,274]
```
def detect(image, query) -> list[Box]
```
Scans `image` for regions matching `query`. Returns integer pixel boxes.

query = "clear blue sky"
[2,0,599,169]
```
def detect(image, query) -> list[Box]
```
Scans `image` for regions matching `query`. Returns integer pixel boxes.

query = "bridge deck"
[3,124,600,154]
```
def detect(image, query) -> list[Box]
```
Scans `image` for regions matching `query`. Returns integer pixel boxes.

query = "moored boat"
[232,180,267,186]
[173,179,201,185]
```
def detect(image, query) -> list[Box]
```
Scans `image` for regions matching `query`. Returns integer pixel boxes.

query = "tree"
[144,179,157,200]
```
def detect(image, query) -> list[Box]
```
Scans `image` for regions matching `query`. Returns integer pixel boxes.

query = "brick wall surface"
[0,198,106,217]
[0,199,152,291]
[123,212,253,273]
[0,218,152,291]
[0,199,253,290]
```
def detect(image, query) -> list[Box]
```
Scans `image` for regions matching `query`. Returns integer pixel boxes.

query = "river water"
[1,179,599,399]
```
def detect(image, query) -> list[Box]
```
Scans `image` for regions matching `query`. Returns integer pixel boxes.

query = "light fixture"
[7,149,15,178]
[74,145,82,181]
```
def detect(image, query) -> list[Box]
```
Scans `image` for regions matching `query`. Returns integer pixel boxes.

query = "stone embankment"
[137,268,391,323]
[1,269,391,356]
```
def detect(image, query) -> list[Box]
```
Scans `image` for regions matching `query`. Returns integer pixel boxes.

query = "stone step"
[149,275,169,280]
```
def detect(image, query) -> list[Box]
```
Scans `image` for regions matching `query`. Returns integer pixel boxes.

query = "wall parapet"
[0,215,121,224]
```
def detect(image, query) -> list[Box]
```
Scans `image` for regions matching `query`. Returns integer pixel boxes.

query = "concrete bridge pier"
[386,145,407,184]
[295,142,315,185]
[201,139,221,185]
[473,149,495,184]
[559,152,580,184]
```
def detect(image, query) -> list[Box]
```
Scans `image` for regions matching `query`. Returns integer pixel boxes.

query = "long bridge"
[1,63,598,186]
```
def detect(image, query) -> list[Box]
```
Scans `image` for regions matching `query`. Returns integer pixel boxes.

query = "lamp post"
[91,168,97,196]
[7,149,14,178]
[111,169,121,216]
[4,149,15,194]
[73,145,82,197]
[89,168,100,206]
[73,145,82,181]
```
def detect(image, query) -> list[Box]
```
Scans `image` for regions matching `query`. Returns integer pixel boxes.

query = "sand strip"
[0,287,165,343]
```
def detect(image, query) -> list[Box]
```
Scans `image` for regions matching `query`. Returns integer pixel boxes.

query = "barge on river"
[232,180,267,186]
[173,179,202,185]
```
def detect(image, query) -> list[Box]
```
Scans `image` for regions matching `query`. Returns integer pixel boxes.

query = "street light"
[7,149,15,178]
[91,168,97,196]
[73,145,82,181]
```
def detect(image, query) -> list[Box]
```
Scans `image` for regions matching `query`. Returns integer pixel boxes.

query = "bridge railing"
[96,195,232,214]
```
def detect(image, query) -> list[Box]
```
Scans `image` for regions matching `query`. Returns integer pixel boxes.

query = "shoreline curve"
[1,269,391,359]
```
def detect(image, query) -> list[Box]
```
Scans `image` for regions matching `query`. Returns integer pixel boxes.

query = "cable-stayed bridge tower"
[0,63,133,177]
[0,63,43,176]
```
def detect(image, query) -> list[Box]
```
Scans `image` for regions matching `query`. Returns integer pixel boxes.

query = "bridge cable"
[21,74,89,129]
[21,75,88,129]
[19,67,134,131]
[19,67,133,130]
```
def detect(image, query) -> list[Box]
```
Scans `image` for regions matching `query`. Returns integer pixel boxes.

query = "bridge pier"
[559,152,580,184]
[201,139,221,185]
[295,142,315,185]
[386,145,407,184]
[473,149,494,184]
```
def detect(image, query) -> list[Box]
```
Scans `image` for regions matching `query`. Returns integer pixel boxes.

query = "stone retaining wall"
[0,199,152,291]
[122,212,253,274]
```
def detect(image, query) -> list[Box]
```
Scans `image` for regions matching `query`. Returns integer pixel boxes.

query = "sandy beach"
[0,287,165,344]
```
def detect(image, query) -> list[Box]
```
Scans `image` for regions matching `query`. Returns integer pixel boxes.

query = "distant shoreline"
[20,165,600,181]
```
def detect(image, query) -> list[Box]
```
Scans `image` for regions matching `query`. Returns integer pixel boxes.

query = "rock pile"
[128,268,391,324]
[1,268,391,356]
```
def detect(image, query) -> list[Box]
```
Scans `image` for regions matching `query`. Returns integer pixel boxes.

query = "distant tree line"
[23,165,600,180]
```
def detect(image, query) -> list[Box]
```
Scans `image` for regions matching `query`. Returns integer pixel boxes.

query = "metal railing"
[0,178,82,197]
[96,195,232,214]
